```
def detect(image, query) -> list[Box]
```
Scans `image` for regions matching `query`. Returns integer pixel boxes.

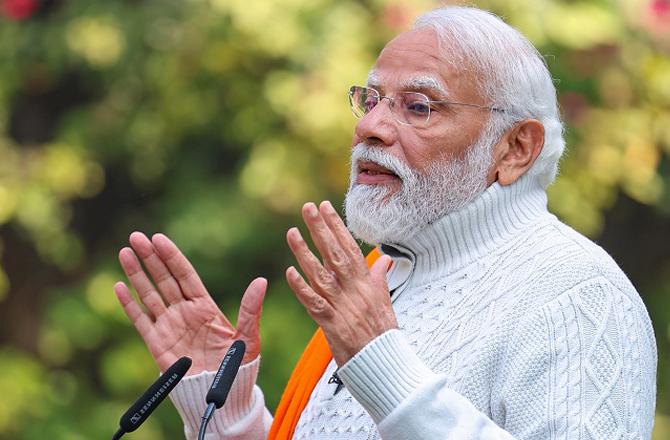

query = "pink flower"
[1,0,39,21]
[650,0,670,16]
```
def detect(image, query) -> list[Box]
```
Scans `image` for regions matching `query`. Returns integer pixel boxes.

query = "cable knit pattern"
[171,173,657,439]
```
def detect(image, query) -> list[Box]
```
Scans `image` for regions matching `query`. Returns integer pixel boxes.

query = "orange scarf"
[268,248,382,439]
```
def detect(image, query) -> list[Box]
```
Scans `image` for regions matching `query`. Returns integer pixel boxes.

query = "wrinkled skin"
[115,232,266,374]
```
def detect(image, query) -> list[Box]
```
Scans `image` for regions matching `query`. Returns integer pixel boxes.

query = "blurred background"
[0,0,669,438]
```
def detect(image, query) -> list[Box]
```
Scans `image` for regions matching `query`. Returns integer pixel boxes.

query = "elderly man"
[114,6,657,440]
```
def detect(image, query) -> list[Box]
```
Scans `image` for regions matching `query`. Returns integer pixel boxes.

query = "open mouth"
[356,161,400,184]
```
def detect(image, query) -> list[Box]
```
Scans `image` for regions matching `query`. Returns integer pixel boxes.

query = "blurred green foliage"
[0,0,668,438]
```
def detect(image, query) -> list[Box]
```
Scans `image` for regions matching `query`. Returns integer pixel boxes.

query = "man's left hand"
[285,200,397,366]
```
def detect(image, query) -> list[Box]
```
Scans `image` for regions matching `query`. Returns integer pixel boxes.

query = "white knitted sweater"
[170,174,657,439]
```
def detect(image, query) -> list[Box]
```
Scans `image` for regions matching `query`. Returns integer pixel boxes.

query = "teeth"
[361,167,396,176]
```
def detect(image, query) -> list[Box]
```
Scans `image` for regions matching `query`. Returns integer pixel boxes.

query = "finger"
[118,247,167,318]
[319,200,366,265]
[286,266,334,323]
[151,233,208,300]
[286,227,339,297]
[369,254,393,288]
[236,277,267,342]
[301,202,350,276]
[114,281,155,339]
[129,231,184,305]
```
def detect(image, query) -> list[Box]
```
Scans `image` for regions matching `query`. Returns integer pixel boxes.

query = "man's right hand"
[114,232,266,374]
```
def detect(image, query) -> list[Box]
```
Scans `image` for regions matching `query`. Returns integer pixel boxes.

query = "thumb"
[369,254,392,289]
[236,277,267,341]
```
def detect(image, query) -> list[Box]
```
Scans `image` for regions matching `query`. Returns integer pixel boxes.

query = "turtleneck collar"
[381,172,551,288]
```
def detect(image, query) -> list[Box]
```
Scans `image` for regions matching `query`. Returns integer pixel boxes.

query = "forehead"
[370,28,473,98]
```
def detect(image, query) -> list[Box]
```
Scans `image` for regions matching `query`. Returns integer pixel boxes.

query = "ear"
[490,119,545,186]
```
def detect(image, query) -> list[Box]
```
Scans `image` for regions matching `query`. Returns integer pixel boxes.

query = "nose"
[352,98,397,148]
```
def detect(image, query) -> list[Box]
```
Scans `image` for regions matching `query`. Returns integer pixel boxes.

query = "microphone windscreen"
[206,340,246,409]
[118,356,192,432]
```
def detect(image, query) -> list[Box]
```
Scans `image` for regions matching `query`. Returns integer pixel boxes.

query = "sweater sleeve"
[337,278,657,440]
[169,356,273,440]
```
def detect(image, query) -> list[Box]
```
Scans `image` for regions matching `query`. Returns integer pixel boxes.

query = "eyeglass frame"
[348,85,507,127]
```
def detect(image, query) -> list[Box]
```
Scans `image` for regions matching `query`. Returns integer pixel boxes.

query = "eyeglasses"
[348,85,505,127]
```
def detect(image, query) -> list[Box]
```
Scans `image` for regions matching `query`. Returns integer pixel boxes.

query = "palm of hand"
[115,232,266,374]
[147,297,235,372]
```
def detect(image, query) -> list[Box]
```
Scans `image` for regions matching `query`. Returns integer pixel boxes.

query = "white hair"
[413,7,565,188]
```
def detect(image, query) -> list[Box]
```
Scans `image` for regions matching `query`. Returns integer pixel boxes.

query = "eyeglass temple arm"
[430,99,506,113]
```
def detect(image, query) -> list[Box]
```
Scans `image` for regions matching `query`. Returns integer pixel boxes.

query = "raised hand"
[114,232,266,374]
[285,201,396,366]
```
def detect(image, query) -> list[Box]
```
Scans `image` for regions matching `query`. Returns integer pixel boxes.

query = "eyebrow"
[366,71,451,100]
[400,76,451,99]
[366,70,380,88]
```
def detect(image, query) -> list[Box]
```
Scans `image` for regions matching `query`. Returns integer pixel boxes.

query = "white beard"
[344,132,496,246]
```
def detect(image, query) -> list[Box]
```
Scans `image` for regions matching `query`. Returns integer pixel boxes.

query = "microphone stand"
[198,403,216,440]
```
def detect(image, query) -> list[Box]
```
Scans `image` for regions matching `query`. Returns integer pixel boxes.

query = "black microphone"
[198,340,246,440]
[112,356,192,440]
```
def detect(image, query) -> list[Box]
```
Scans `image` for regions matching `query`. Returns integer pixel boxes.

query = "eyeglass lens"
[349,86,431,126]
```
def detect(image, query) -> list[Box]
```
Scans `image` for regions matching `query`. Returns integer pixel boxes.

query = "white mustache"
[350,143,416,182]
